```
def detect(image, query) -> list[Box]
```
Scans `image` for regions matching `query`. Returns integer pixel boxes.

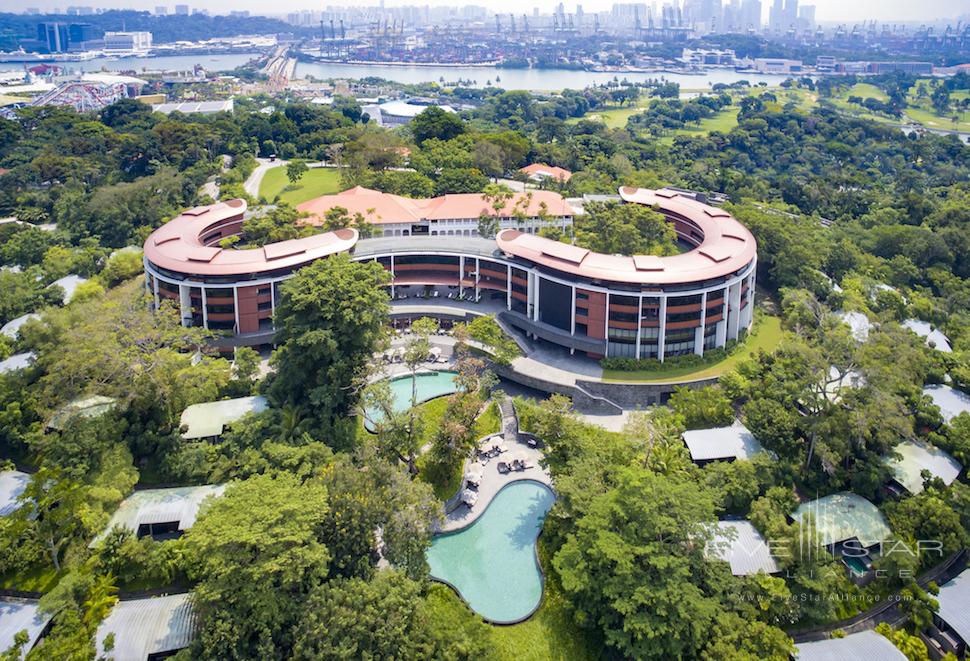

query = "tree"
[184,473,332,660]
[410,106,465,145]
[268,255,390,434]
[574,201,678,256]
[554,467,723,659]
[668,385,734,429]
[286,159,309,184]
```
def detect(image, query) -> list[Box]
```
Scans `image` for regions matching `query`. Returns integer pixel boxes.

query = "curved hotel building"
[143,186,757,361]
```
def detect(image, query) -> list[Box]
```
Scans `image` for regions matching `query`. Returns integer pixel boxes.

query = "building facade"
[143,187,757,360]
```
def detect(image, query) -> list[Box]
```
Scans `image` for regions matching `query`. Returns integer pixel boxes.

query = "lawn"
[657,106,740,144]
[601,314,783,383]
[0,565,62,593]
[258,166,343,205]
[415,399,502,500]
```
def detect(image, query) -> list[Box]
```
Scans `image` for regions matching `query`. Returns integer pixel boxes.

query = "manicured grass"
[0,565,62,593]
[258,166,343,205]
[416,399,502,500]
[846,82,889,101]
[903,104,970,132]
[601,314,783,383]
[657,106,740,144]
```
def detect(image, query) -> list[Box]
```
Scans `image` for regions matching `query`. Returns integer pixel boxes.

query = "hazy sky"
[1,0,967,23]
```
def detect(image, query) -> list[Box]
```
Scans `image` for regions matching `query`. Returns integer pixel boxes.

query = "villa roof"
[923,384,970,424]
[0,599,51,655]
[0,351,35,374]
[95,485,224,544]
[48,395,119,431]
[143,199,359,278]
[520,163,573,181]
[47,274,87,304]
[96,594,196,661]
[681,423,763,462]
[903,319,952,353]
[495,187,756,286]
[707,520,780,575]
[297,187,574,226]
[795,630,906,661]
[886,440,962,494]
[1,313,40,339]
[791,492,892,547]
[180,395,268,439]
[837,311,871,342]
[0,470,30,517]
[936,569,970,645]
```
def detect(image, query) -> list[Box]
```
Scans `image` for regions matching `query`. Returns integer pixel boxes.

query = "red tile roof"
[520,163,573,182]
[297,187,573,226]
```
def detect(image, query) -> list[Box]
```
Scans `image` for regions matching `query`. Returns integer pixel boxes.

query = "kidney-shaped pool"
[426,479,556,623]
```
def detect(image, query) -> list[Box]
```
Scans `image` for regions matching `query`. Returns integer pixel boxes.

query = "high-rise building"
[155,6,167,15]
[798,4,815,30]
[740,0,761,31]
[67,22,98,50]
[37,22,70,53]
[174,4,189,15]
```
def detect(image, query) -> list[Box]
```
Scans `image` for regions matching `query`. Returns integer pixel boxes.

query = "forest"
[0,78,968,660]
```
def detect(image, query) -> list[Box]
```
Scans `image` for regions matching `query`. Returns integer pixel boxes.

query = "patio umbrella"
[461,489,478,506]
[465,465,484,485]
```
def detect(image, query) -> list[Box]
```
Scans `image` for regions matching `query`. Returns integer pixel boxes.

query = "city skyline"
[0,0,966,25]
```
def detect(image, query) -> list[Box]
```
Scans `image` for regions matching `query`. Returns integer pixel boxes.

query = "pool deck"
[439,400,552,533]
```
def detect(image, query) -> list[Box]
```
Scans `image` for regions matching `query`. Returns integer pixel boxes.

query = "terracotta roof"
[297,187,573,226]
[143,199,359,277]
[495,187,756,285]
[520,163,573,182]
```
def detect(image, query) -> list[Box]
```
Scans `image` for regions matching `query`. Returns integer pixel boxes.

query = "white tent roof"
[96,594,195,661]
[0,470,30,517]
[1,313,40,339]
[796,630,906,660]
[94,484,225,545]
[179,395,268,439]
[707,520,780,576]
[937,569,970,646]
[792,492,892,547]
[47,274,87,304]
[903,319,952,353]
[837,310,871,342]
[682,423,763,462]
[0,599,51,656]
[0,351,35,374]
[887,440,962,494]
[923,385,970,424]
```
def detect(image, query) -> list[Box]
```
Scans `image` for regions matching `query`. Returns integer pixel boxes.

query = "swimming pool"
[363,370,458,431]
[426,480,556,623]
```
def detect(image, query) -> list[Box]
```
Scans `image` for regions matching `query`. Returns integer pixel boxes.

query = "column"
[178,284,192,327]
[728,281,742,340]
[506,266,512,310]
[458,255,465,298]
[533,274,540,322]
[603,291,610,359]
[658,296,667,363]
[152,277,159,310]
[695,291,707,357]
[233,286,240,334]
[475,258,480,301]
[635,295,643,360]
[570,286,576,336]
[390,255,395,299]
[201,287,209,329]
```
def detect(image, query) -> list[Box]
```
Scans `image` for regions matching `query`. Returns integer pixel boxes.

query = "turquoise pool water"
[427,480,556,623]
[364,370,458,431]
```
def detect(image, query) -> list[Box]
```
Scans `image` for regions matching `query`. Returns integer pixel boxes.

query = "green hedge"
[600,337,741,372]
